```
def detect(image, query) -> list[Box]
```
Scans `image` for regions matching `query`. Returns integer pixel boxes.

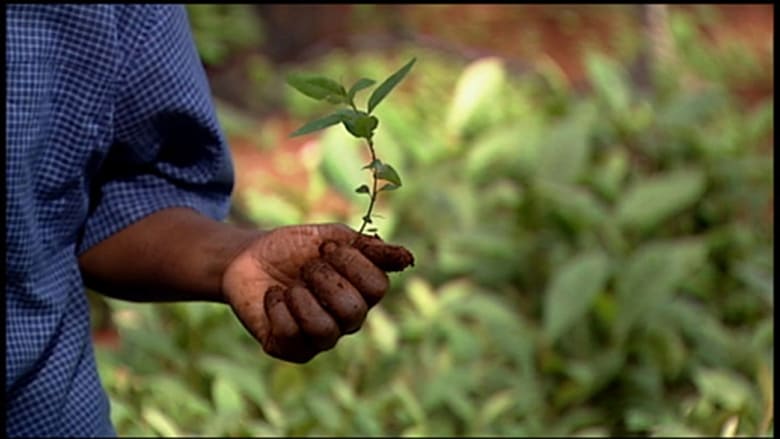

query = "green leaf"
[379,183,400,192]
[343,114,379,139]
[393,380,426,425]
[368,57,416,114]
[543,251,611,343]
[657,87,728,132]
[445,56,506,136]
[347,77,376,102]
[464,125,539,183]
[478,390,516,427]
[615,239,707,339]
[355,184,370,194]
[144,375,212,418]
[535,179,609,229]
[376,162,402,186]
[406,277,439,319]
[591,148,629,200]
[615,169,706,233]
[361,115,379,134]
[362,159,382,170]
[367,306,398,354]
[735,261,774,306]
[199,356,267,409]
[290,112,345,137]
[286,74,346,102]
[319,127,365,197]
[555,350,624,408]
[326,94,347,104]
[536,103,596,183]
[306,395,343,431]
[212,376,245,416]
[269,363,306,401]
[662,299,746,370]
[694,368,754,411]
[438,226,519,288]
[120,328,184,368]
[648,325,688,379]
[108,399,132,428]
[584,51,631,113]
[142,407,180,437]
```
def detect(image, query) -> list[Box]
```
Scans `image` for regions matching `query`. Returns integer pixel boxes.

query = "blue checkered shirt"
[6,5,234,436]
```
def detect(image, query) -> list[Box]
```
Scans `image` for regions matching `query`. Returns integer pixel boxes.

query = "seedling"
[286,58,416,236]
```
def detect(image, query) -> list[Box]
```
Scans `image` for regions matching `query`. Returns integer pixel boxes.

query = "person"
[5,4,413,437]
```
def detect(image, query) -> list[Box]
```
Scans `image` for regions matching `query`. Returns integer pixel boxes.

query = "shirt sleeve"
[77,5,234,254]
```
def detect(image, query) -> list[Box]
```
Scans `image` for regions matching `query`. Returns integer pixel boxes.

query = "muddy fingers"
[263,285,317,363]
[300,259,368,334]
[284,284,341,351]
[320,241,389,307]
[352,235,415,272]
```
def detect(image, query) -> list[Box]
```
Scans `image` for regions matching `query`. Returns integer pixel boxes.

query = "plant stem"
[357,138,378,235]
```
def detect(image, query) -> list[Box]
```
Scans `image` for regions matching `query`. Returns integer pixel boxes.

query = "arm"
[79,207,260,303]
[79,206,414,363]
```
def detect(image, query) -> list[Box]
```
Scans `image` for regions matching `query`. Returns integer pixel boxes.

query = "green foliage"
[319,128,365,199]
[286,57,416,139]
[379,44,770,435]
[94,10,772,437]
[367,57,417,114]
[286,74,346,103]
[615,169,706,233]
[668,8,769,86]
[289,112,345,137]
[543,251,610,343]
[286,58,415,234]
[445,57,507,137]
[185,5,264,66]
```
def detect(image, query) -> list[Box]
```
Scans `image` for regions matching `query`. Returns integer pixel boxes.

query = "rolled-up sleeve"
[77,5,234,254]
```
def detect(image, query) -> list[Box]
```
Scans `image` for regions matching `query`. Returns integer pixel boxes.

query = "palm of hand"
[233,225,349,291]
[222,223,412,363]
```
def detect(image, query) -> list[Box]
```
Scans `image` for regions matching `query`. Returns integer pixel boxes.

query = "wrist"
[212,225,266,303]
[79,207,267,303]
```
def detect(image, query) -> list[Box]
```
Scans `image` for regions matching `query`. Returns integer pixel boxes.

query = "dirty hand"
[222,223,414,363]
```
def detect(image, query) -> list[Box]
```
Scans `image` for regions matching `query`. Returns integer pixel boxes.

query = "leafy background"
[88,5,773,436]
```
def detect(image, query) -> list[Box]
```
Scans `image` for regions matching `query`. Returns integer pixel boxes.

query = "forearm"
[79,207,263,303]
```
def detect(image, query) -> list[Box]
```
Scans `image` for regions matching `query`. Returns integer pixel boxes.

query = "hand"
[222,223,414,363]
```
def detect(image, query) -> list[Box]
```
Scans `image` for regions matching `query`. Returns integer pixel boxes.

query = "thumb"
[313,224,415,272]
[342,233,416,272]
[312,223,360,245]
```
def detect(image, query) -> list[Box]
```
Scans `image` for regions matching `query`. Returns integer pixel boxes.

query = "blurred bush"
[95,6,772,437]
[186,4,264,66]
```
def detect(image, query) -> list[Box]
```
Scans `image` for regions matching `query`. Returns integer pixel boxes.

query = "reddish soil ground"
[228,118,353,222]
[400,5,772,101]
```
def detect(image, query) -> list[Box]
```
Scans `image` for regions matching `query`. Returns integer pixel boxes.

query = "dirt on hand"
[350,234,415,272]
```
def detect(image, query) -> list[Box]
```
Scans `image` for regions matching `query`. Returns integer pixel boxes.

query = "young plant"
[286,58,416,236]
